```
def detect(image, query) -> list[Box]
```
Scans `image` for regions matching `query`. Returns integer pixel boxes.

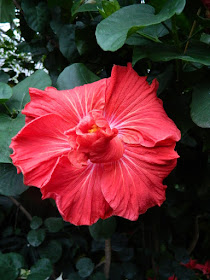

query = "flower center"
[64,110,124,168]
[88,124,100,133]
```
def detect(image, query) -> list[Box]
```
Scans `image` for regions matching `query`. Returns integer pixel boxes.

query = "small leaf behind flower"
[191,81,210,128]
[89,217,116,241]
[57,63,99,90]
[6,70,51,112]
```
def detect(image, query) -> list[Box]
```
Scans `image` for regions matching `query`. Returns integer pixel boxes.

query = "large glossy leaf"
[27,258,53,280]
[96,0,186,51]
[0,114,25,163]
[21,0,49,32]
[137,20,171,43]
[73,3,99,15]
[71,0,102,16]
[57,63,99,90]
[191,81,210,128]
[0,0,15,23]
[0,163,28,196]
[133,43,210,66]
[0,71,9,83]
[58,24,79,62]
[99,0,120,19]
[0,83,12,103]
[6,70,51,112]
[0,252,24,280]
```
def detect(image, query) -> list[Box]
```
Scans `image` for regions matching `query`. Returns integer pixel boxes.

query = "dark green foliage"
[76,257,94,277]
[89,217,117,241]
[27,258,53,280]
[44,217,64,233]
[0,252,24,280]
[27,229,46,247]
[30,216,43,230]
[0,0,209,279]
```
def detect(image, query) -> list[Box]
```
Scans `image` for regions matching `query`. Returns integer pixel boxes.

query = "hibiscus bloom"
[195,260,210,279]
[10,64,180,226]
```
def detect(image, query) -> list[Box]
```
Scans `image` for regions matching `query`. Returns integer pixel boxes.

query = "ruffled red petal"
[10,64,181,225]
[41,156,113,226]
[101,144,179,220]
[10,114,71,187]
[105,64,181,147]
[22,78,109,125]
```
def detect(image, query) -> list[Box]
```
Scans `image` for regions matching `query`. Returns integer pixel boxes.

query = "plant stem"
[184,7,202,54]
[3,103,12,115]
[104,238,111,279]
[9,196,32,221]
[172,16,181,51]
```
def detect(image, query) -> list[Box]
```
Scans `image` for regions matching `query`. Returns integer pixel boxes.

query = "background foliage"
[0,0,210,279]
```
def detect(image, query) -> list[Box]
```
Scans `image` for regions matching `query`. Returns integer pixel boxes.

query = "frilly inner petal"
[65,110,124,167]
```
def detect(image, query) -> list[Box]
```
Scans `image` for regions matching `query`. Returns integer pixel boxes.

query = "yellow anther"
[88,124,100,133]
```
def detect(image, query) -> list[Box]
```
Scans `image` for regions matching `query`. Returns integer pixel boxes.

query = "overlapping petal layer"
[101,144,179,221]
[10,114,71,187]
[10,63,181,226]
[22,78,109,125]
[41,156,113,225]
[105,64,181,147]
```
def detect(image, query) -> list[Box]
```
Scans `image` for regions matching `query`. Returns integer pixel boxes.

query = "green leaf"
[28,258,53,280]
[0,71,9,83]
[0,114,25,163]
[200,33,210,45]
[190,81,210,128]
[6,70,51,112]
[137,20,170,42]
[57,63,100,90]
[76,257,94,278]
[0,163,28,196]
[99,0,120,19]
[58,24,79,62]
[132,43,210,66]
[44,217,64,233]
[0,82,12,103]
[30,216,43,230]
[89,217,116,241]
[0,252,24,280]
[125,34,150,46]
[27,229,46,247]
[74,3,99,15]
[96,0,186,51]
[21,0,49,32]
[0,0,15,23]
[38,240,62,263]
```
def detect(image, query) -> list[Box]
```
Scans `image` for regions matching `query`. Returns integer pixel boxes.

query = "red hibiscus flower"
[10,64,180,226]
[183,259,198,270]
[195,260,210,278]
